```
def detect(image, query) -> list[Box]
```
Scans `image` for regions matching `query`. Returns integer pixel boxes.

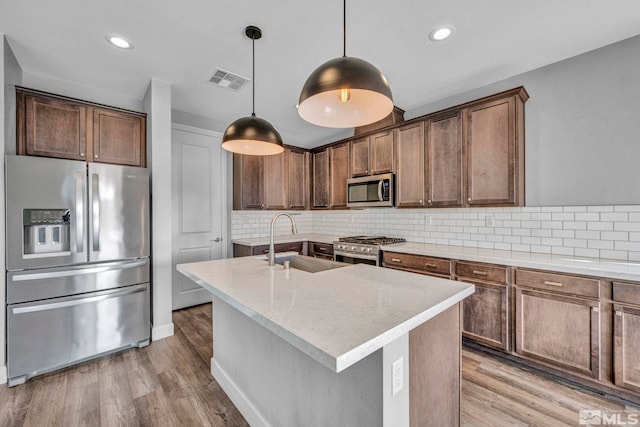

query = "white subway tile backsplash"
[231,205,640,261]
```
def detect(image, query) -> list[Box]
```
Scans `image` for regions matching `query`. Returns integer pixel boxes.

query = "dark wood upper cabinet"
[329,142,349,209]
[17,88,146,167]
[21,94,88,161]
[395,122,426,208]
[465,89,527,206]
[264,152,288,210]
[233,154,265,210]
[426,112,463,207]
[287,148,308,210]
[349,130,394,178]
[312,149,330,209]
[92,108,145,167]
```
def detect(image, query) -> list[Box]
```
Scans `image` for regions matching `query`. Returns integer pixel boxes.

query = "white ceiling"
[2,0,640,149]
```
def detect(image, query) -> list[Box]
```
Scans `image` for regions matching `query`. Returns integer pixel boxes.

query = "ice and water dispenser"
[23,209,71,257]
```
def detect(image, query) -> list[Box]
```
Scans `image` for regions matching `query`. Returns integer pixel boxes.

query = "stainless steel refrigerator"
[5,155,150,386]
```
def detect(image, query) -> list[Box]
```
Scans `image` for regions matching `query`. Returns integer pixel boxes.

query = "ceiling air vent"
[208,68,250,92]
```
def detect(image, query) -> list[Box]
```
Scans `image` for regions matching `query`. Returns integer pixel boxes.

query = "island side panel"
[409,303,461,427]
[211,296,383,427]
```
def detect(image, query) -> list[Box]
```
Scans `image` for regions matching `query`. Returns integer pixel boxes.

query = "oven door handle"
[334,250,379,261]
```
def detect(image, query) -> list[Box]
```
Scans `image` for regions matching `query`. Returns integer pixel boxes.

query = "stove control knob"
[366,247,372,253]
[351,246,357,251]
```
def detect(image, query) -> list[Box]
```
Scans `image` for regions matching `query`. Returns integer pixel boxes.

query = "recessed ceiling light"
[105,35,134,49]
[429,25,455,42]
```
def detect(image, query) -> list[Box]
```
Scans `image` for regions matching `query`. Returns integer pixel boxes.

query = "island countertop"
[177,255,474,373]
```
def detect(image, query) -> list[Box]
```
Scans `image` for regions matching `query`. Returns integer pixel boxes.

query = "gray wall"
[405,35,640,207]
[2,34,23,384]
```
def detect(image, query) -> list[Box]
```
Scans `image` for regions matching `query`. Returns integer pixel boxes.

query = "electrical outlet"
[392,357,403,396]
[485,215,494,227]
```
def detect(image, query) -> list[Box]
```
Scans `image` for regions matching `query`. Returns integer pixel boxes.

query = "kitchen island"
[177,254,474,427]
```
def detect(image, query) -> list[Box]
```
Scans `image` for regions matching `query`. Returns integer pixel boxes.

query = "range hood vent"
[208,68,250,92]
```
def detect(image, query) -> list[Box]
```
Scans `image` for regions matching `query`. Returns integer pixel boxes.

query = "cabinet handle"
[318,247,327,251]
[544,280,564,287]
[391,258,402,263]
[262,249,269,254]
[425,263,437,268]
[472,270,487,276]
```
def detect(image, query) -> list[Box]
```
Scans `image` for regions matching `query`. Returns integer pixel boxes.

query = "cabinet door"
[515,288,600,378]
[329,142,349,209]
[466,97,517,206]
[238,155,265,209]
[461,281,509,351]
[93,108,145,167]
[426,113,463,207]
[395,122,426,208]
[264,152,288,209]
[288,148,308,209]
[23,95,87,161]
[613,304,640,393]
[312,150,330,209]
[370,130,394,175]
[350,137,370,178]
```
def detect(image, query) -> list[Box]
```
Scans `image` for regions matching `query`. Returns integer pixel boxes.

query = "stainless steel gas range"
[333,236,406,266]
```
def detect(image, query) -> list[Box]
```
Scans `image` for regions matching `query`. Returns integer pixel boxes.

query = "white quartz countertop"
[232,233,341,246]
[177,255,474,373]
[382,242,640,281]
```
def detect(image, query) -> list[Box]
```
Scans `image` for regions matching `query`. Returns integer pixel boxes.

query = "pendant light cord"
[252,35,256,117]
[343,0,346,57]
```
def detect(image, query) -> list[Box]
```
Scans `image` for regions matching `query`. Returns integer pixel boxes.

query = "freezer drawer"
[7,283,150,386]
[7,258,150,304]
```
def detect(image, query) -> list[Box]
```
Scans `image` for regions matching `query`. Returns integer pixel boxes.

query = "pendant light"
[222,26,284,156]
[297,0,393,128]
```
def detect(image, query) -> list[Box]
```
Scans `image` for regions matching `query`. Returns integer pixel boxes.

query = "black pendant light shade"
[222,114,284,155]
[298,56,393,128]
[297,0,393,128]
[222,26,284,155]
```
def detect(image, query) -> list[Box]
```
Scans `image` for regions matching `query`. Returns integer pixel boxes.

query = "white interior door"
[171,124,227,310]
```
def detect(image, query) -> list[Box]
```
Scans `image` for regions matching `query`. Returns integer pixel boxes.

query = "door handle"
[212,237,222,243]
[75,172,84,252]
[91,173,100,252]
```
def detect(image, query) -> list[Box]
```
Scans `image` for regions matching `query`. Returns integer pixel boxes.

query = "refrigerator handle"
[91,173,100,252]
[75,172,84,252]
[11,284,148,314]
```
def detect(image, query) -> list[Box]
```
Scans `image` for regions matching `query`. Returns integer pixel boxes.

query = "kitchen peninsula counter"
[178,255,474,427]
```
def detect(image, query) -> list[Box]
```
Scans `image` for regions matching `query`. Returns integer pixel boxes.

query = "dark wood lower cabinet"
[613,304,640,393]
[461,281,509,351]
[515,287,600,379]
[233,242,304,258]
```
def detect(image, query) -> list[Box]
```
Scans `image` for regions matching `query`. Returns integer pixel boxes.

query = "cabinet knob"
[427,199,432,204]
[365,169,368,174]
[94,154,99,159]
[419,200,423,204]
[261,204,264,208]
[616,311,623,316]
[80,152,84,157]
[468,198,471,202]
[592,307,599,313]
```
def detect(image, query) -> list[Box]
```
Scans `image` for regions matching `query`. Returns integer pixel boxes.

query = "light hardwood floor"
[0,303,638,426]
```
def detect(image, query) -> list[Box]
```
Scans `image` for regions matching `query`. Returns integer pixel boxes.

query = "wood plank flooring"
[0,303,638,426]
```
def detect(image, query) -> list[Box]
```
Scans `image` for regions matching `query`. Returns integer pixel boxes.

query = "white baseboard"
[211,358,271,427]
[151,322,174,341]
[0,365,7,385]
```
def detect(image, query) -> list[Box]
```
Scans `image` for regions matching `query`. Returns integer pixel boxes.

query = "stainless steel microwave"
[347,173,394,208]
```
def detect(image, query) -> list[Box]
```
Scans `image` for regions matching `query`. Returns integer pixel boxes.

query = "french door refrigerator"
[5,155,150,386]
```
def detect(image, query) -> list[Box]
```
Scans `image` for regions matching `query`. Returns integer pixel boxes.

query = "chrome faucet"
[268,213,298,266]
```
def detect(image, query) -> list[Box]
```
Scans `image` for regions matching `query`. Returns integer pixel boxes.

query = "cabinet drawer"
[252,242,304,256]
[455,261,507,284]
[612,281,640,306]
[514,269,600,299]
[310,242,334,257]
[382,252,451,277]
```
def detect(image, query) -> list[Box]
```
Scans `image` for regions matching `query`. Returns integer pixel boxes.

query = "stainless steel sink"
[273,254,348,273]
